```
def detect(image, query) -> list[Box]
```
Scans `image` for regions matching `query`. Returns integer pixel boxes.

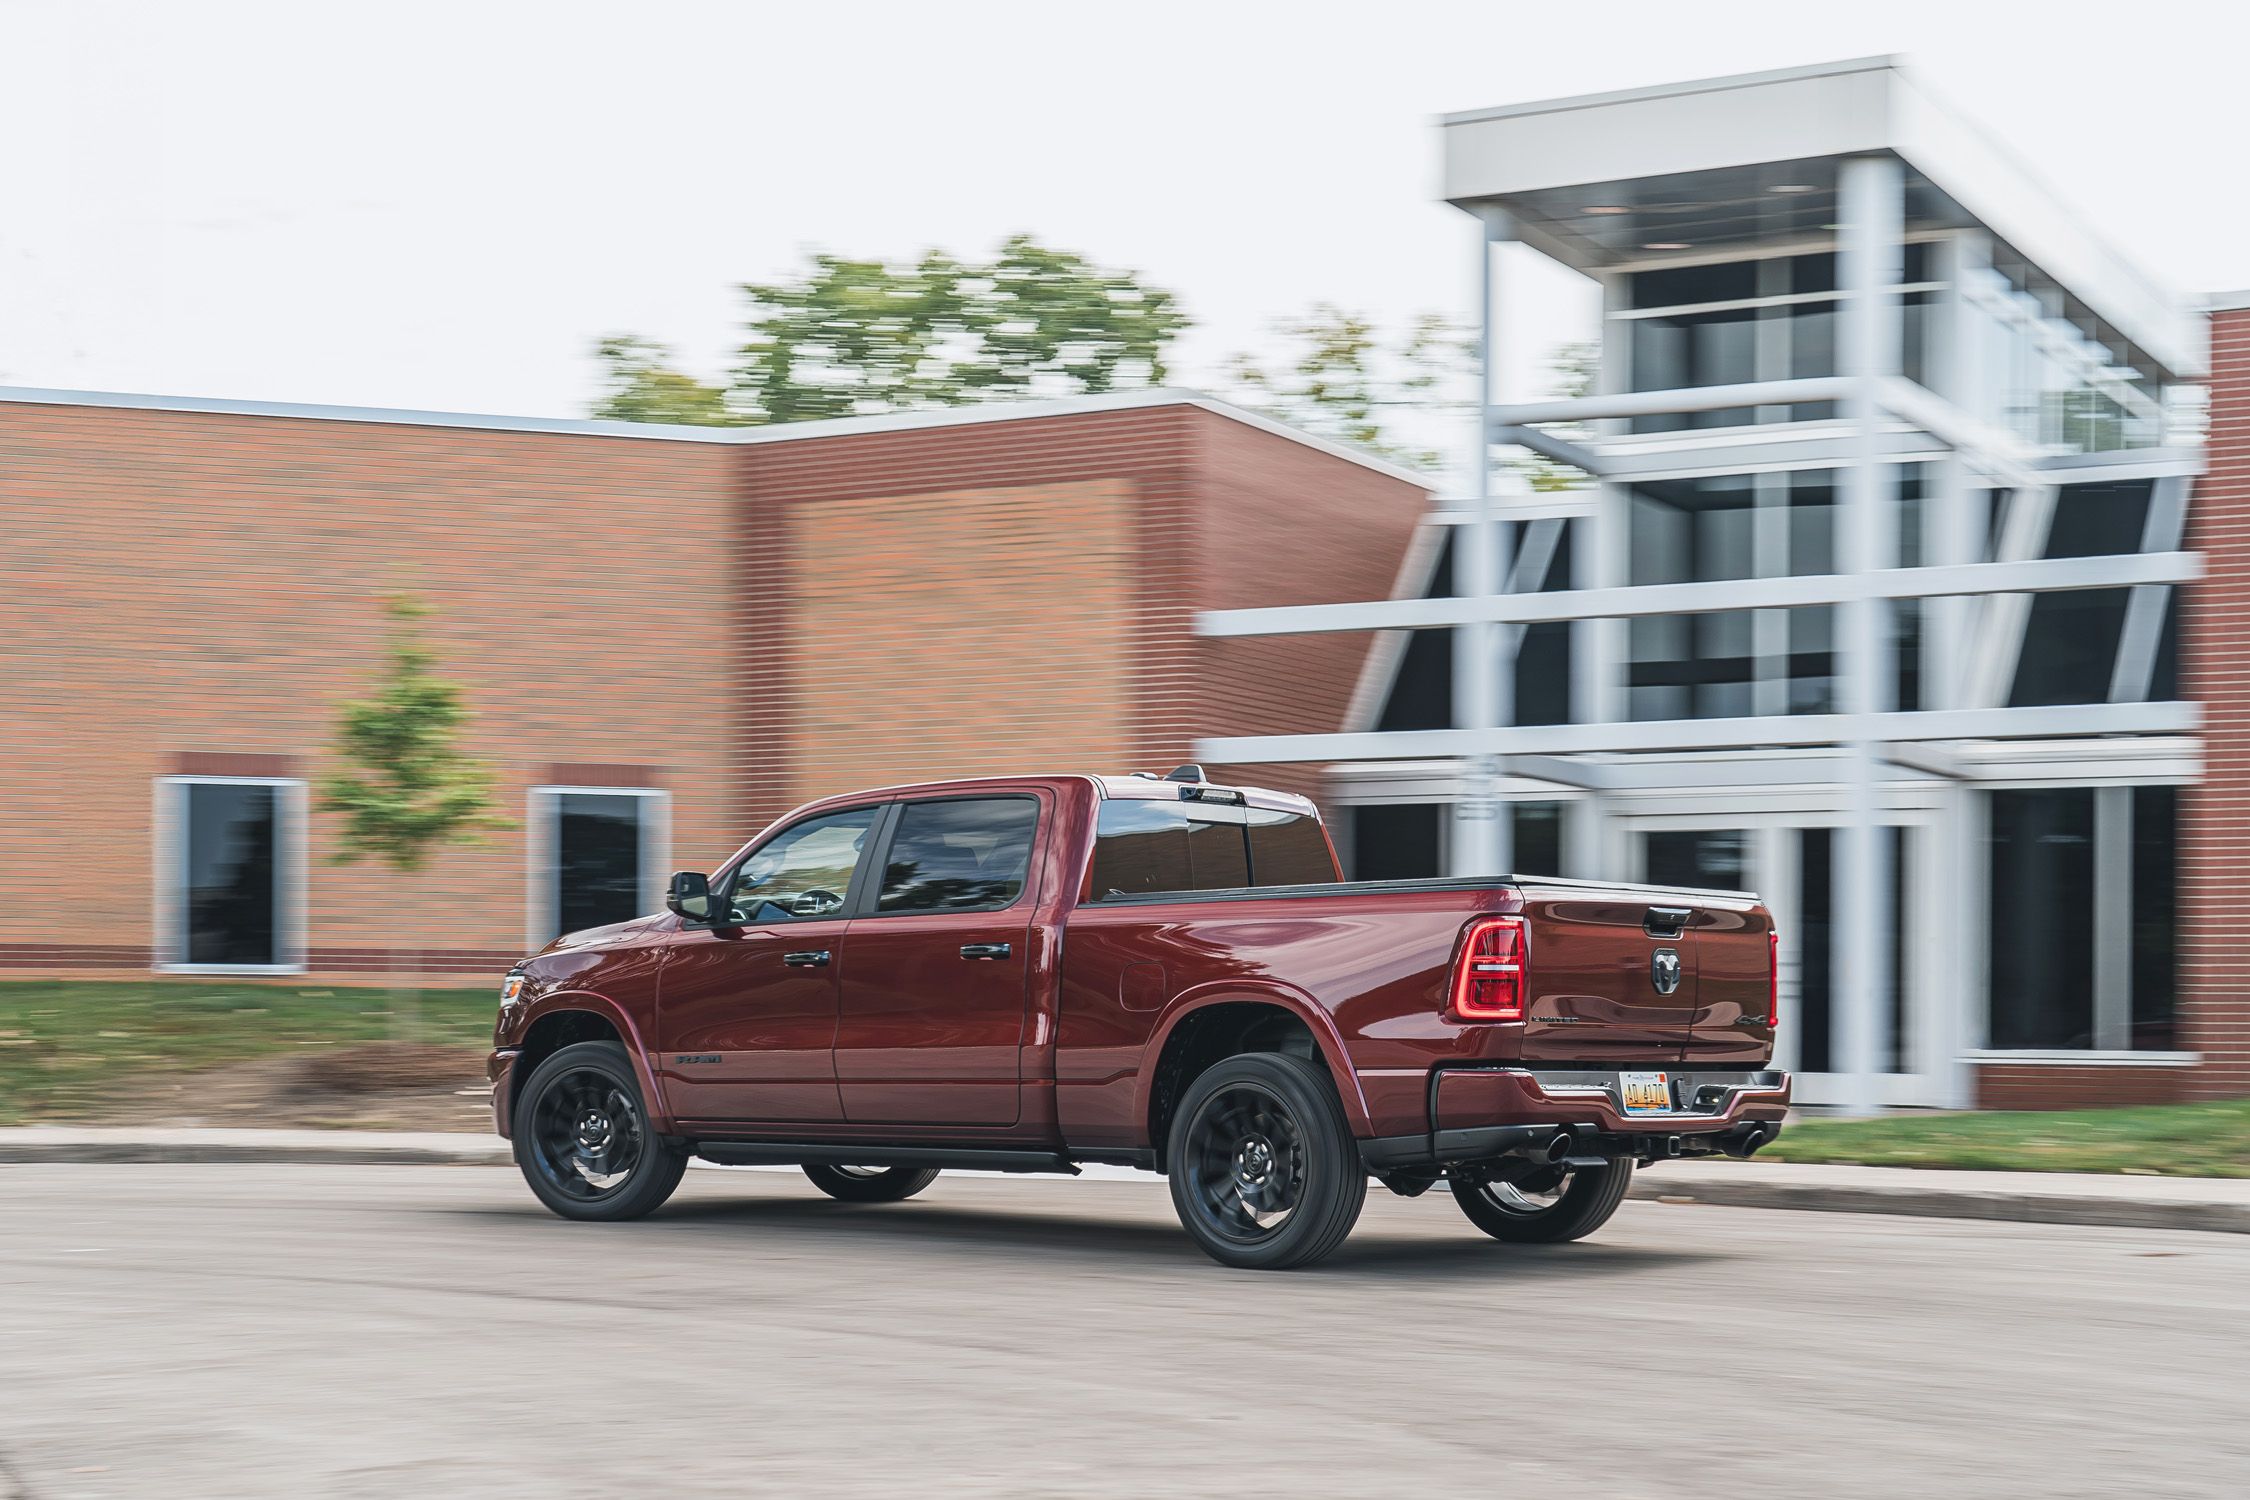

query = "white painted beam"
[1197,550,2201,637]
[1195,700,2199,764]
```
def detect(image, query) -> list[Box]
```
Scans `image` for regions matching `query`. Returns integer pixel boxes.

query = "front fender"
[509,988,676,1134]
[1138,982,1374,1140]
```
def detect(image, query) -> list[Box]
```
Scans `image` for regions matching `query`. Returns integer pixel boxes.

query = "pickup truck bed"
[489,769,1789,1268]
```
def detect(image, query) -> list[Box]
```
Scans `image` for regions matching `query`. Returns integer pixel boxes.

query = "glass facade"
[180,781,285,967]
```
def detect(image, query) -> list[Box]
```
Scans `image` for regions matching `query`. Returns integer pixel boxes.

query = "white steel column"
[1834,155,1904,1115]
[1454,207,1516,875]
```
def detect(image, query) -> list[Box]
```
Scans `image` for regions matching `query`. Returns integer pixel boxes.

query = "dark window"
[1512,802,1564,877]
[555,793,646,938]
[2131,786,2178,1050]
[1644,828,1751,890]
[1988,789,2095,1048]
[1630,310,1757,430]
[1244,808,1337,887]
[183,781,281,966]
[1348,805,1442,881]
[1089,800,1248,898]
[2009,589,2130,706]
[2046,481,2152,558]
[878,798,1038,914]
[726,806,878,924]
[1630,260,1757,308]
[1796,828,1833,1073]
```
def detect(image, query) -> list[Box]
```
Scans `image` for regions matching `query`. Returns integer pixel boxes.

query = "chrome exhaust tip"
[1543,1132,1573,1163]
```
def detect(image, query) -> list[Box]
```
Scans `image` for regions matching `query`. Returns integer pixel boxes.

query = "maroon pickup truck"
[489,768,1788,1269]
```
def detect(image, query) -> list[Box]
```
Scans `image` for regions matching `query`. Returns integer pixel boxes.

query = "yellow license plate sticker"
[1620,1071,1671,1115]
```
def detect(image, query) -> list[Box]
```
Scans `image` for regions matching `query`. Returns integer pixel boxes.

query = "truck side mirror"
[667,870,712,921]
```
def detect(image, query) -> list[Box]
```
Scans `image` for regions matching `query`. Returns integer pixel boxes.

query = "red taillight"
[1766,927,1781,1029]
[1451,916,1527,1022]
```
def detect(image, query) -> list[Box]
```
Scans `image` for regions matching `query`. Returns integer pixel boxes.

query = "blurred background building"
[1201,58,2225,1111]
[0,391,1420,979]
[4,56,2245,1113]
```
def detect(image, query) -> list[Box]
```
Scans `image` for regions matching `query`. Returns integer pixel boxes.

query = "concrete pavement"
[2,1126,2246,1234]
[2,1161,2246,1498]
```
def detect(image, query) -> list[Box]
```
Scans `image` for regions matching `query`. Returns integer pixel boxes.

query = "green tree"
[320,594,513,1034]
[1223,307,1477,470]
[591,235,1187,427]
[590,337,734,427]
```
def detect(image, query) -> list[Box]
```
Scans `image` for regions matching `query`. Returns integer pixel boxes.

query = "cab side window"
[1089,800,1249,898]
[1244,807,1339,886]
[877,798,1038,914]
[725,806,878,923]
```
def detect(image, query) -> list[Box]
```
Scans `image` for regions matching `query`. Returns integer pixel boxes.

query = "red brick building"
[0,388,1426,980]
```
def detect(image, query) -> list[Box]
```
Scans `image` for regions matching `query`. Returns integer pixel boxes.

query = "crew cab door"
[654,804,883,1124]
[833,794,1043,1127]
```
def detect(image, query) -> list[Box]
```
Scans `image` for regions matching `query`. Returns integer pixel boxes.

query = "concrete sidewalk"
[3,1126,2245,1234]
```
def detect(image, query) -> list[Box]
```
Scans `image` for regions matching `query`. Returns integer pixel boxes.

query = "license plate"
[1619,1071,1672,1115]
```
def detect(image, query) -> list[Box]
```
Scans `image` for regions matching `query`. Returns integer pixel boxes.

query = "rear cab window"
[1088,795,1337,899]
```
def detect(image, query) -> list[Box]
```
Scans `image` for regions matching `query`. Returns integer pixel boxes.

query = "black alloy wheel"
[513,1040,687,1221]
[1449,1156,1634,1244]
[803,1164,942,1202]
[1166,1052,1366,1270]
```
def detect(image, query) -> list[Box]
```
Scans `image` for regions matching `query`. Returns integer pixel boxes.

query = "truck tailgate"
[1512,879,1772,1066]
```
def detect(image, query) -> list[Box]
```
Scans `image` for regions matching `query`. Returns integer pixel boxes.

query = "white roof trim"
[1439,55,1900,126]
[2205,290,2250,314]
[0,383,1434,490]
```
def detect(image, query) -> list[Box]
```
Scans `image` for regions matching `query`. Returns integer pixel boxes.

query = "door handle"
[959,942,1013,960]
[782,949,832,968]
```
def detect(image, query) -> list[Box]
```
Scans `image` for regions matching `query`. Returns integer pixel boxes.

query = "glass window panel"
[877,797,1038,914]
[2045,481,2153,558]
[556,794,645,938]
[1511,802,1564,878]
[2009,590,2131,706]
[184,782,280,966]
[727,806,878,924]
[1347,805,1442,881]
[1244,808,1338,888]
[2131,786,2178,1050]
[1089,801,1248,897]
[1630,260,1757,308]
[1644,828,1751,889]
[1795,828,1833,1072]
[1987,789,2096,1049]
[1787,605,1837,714]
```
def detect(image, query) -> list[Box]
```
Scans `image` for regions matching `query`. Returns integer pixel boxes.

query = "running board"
[693,1142,1081,1175]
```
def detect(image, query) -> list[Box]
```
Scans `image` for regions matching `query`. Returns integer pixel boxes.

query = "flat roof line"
[1438,54,1901,126]
[0,383,1433,489]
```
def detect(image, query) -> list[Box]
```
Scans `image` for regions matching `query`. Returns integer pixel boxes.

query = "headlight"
[500,972,526,1008]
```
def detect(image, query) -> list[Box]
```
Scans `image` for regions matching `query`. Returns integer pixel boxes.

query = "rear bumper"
[1360,1066,1791,1172]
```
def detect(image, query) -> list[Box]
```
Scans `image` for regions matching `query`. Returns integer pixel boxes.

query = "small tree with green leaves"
[320,594,512,1035]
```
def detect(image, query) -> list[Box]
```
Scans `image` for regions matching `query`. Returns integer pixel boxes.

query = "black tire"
[803,1164,941,1203]
[1166,1052,1367,1270]
[512,1040,688,1222]
[1450,1157,1633,1244]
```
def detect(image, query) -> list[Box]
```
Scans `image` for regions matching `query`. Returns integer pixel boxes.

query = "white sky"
[3,0,2245,422]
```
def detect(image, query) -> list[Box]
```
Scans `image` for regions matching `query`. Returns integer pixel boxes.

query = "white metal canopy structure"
[1194,58,2206,1111]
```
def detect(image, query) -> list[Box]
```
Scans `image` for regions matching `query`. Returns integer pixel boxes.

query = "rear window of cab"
[1089,800,1336,898]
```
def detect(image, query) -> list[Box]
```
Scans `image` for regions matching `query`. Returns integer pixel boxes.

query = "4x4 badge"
[1651,948,1682,995]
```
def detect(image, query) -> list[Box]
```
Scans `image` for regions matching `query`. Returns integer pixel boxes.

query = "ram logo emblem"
[1650,948,1683,996]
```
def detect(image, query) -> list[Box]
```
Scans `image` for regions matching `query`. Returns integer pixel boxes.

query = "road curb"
[1626,1174,2250,1235]
[0,1133,511,1168]
[6,1132,2246,1234]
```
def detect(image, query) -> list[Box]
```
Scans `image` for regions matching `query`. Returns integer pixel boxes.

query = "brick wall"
[1188,412,1428,813]
[1974,1064,2190,1110]
[2181,309,2250,1099]
[0,402,739,972]
[2,395,1429,976]
[735,406,1208,831]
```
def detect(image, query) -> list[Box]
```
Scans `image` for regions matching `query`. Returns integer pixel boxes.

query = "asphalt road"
[2,1164,2246,1499]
